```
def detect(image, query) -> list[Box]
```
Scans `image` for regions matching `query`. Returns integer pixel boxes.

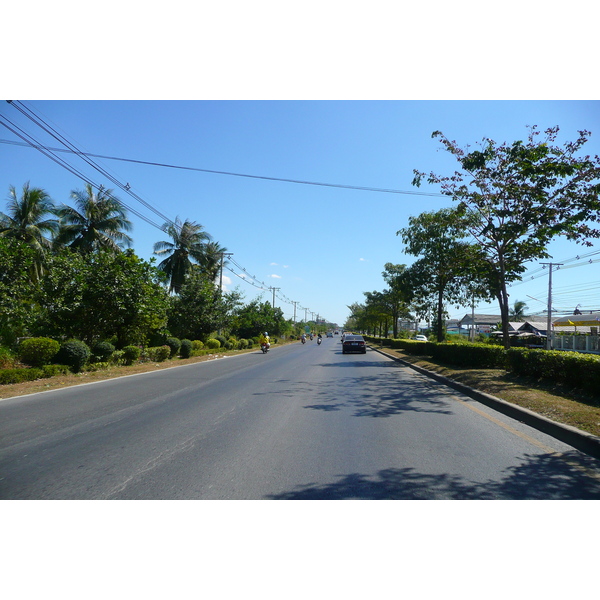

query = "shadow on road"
[266,450,600,499]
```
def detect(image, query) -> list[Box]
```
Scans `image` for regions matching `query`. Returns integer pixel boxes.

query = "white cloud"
[270,262,278,266]
[270,274,282,279]
[220,275,232,291]
[283,265,290,268]
[359,258,367,262]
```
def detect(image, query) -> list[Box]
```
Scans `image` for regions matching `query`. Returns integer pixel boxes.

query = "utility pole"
[292,301,297,324]
[270,287,280,308]
[218,253,233,293]
[541,262,562,350]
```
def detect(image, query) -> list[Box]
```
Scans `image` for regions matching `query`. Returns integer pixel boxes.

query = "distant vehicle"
[334,331,339,335]
[414,335,427,341]
[326,332,333,338]
[342,334,367,354]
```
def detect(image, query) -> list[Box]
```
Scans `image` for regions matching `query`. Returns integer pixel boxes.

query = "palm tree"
[201,240,229,283]
[0,182,58,280]
[153,217,212,293]
[509,299,529,320]
[54,184,133,253]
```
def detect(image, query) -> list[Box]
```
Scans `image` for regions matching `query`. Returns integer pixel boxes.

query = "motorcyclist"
[259,331,270,349]
[301,333,306,343]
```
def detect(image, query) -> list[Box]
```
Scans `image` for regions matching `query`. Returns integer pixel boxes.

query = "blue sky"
[2,100,600,327]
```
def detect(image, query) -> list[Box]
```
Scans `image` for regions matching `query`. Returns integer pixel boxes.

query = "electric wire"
[0,137,446,198]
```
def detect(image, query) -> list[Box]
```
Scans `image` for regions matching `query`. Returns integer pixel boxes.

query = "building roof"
[459,314,501,326]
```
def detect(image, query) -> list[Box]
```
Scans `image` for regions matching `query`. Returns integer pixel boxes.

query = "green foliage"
[122,345,141,365]
[237,338,249,350]
[205,338,221,350]
[144,345,171,362]
[42,364,69,377]
[0,346,17,369]
[0,366,44,384]
[230,299,287,339]
[54,340,91,373]
[91,341,116,363]
[191,340,204,352]
[167,270,242,340]
[19,337,60,367]
[165,337,181,358]
[35,249,169,347]
[215,334,228,347]
[180,339,193,358]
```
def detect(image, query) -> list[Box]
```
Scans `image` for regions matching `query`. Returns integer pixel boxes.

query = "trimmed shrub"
[237,339,249,350]
[91,341,116,363]
[42,364,70,377]
[122,345,141,365]
[180,339,193,358]
[191,340,204,352]
[54,340,91,373]
[145,345,171,362]
[110,350,125,365]
[84,362,110,372]
[165,337,181,358]
[19,337,60,368]
[0,367,43,385]
[215,335,228,348]
[205,338,221,350]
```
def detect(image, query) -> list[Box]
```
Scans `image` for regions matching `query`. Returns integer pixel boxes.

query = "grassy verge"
[371,344,600,438]
[0,341,296,401]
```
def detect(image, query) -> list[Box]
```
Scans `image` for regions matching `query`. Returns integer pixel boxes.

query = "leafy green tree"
[153,217,212,293]
[412,126,600,348]
[167,270,242,340]
[0,238,38,345]
[35,250,169,346]
[0,182,58,280]
[381,263,413,338]
[398,208,486,342]
[231,298,287,339]
[54,184,133,253]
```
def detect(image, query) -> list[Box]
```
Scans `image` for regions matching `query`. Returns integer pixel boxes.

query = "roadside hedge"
[365,336,600,393]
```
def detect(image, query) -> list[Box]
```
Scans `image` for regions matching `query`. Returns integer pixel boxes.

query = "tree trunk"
[436,287,445,342]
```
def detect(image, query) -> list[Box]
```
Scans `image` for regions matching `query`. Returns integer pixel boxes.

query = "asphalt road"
[2,337,600,499]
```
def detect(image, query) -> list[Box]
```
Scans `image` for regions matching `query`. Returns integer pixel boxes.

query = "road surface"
[2,337,600,499]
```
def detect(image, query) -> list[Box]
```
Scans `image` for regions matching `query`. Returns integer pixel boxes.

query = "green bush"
[192,340,204,352]
[91,341,116,363]
[110,350,125,365]
[237,338,249,350]
[205,338,221,350]
[54,340,91,373]
[19,337,60,367]
[165,337,181,358]
[0,346,18,369]
[215,335,228,348]
[83,362,110,372]
[0,367,43,384]
[122,345,141,365]
[42,364,70,377]
[144,345,171,362]
[180,339,193,358]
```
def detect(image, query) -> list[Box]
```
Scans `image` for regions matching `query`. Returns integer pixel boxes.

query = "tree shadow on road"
[266,450,600,499]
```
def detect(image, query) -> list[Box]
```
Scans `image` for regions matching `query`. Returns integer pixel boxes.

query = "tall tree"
[398,207,486,342]
[0,182,58,280]
[509,300,529,320]
[412,126,600,348]
[54,184,133,254]
[153,217,212,294]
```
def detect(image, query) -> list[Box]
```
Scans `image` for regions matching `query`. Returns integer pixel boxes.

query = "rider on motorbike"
[259,332,270,350]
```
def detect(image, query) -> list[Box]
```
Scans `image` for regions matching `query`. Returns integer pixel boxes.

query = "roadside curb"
[370,345,600,460]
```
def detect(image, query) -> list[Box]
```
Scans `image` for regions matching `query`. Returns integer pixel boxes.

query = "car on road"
[326,332,333,338]
[342,334,367,354]
[414,335,428,341]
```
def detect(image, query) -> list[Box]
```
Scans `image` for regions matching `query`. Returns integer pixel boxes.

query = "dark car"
[342,334,367,354]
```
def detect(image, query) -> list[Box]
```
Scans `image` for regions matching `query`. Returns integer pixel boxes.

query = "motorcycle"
[301,337,306,344]
[317,337,322,345]
[261,343,270,353]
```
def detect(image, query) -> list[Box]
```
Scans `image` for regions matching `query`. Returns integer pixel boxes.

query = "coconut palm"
[153,217,213,293]
[54,184,133,253]
[201,240,230,283]
[509,299,529,320]
[0,182,58,280]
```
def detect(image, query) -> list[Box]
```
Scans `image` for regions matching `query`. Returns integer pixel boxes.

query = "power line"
[0,137,446,198]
